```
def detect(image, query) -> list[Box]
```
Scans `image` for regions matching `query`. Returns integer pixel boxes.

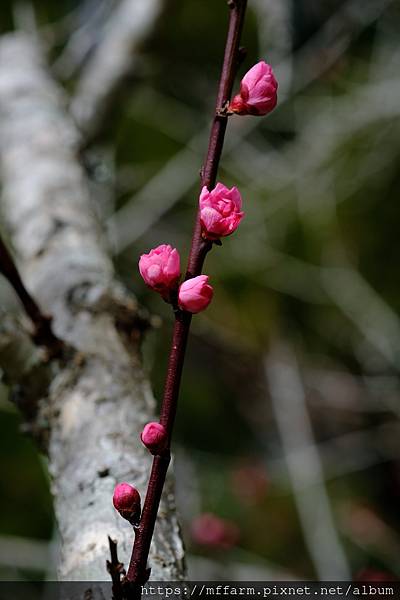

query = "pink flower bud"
[113,482,141,526]
[138,244,180,298]
[141,422,167,454]
[199,183,244,240]
[191,513,239,549]
[355,569,397,582]
[229,60,278,116]
[178,275,213,314]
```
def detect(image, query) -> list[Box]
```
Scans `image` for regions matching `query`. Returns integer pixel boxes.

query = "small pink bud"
[199,183,244,240]
[113,482,141,526]
[141,422,167,454]
[178,275,213,314]
[138,244,180,299]
[229,60,278,116]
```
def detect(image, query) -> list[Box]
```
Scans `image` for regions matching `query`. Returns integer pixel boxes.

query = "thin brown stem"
[107,536,125,600]
[124,0,248,593]
[0,234,63,357]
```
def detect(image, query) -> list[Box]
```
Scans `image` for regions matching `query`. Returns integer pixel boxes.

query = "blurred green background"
[1,0,400,582]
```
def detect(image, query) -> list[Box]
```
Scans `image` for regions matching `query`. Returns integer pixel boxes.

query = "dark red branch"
[0,234,63,358]
[188,1,247,277]
[123,1,248,594]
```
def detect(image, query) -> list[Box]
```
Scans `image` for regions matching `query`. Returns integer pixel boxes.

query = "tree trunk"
[0,32,185,583]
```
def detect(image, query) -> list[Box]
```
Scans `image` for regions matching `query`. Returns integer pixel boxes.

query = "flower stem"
[123,0,248,592]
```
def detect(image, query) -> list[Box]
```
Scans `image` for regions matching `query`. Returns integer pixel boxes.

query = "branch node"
[215,100,231,117]
[0,234,64,358]
[31,314,64,360]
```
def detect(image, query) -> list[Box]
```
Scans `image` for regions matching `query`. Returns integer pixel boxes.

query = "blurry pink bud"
[178,275,213,313]
[199,183,244,240]
[141,422,167,454]
[355,569,397,582]
[138,244,180,299]
[229,61,278,116]
[113,482,141,526]
[343,503,386,545]
[191,513,239,549]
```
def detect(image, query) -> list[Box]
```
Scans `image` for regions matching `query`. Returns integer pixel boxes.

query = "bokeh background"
[1,0,400,582]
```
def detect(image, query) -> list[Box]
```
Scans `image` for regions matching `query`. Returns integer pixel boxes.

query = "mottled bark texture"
[0,34,184,582]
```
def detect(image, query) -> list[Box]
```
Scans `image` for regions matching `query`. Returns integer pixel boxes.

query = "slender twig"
[107,536,125,600]
[0,234,63,357]
[122,0,248,594]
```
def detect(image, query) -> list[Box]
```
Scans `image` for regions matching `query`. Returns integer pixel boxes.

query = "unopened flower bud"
[141,422,167,454]
[113,483,141,526]
[178,275,213,314]
[199,183,244,240]
[229,61,278,117]
[138,244,181,299]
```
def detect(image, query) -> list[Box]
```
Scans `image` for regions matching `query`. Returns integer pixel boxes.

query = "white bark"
[0,33,184,583]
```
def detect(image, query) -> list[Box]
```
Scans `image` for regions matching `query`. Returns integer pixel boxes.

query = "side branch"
[0,312,51,425]
[107,536,125,600]
[0,234,63,357]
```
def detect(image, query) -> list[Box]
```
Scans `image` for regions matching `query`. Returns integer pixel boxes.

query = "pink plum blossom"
[141,422,167,454]
[138,244,180,298]
[229,60,278,116]
[178,275,213,313]
[199,183,244,240]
